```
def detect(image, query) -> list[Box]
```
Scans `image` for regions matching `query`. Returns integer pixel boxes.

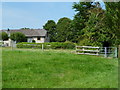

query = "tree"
[79,7,108,46]
[104,2,120,46]
[10,32,26,43]
[56,17,72,42]
[1,32,9,41]
[21,27,30,29]
[43,20,56,42]
[71,2,95,43]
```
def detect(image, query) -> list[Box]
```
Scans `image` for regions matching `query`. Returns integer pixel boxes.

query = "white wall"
[3,38,11,46]
[27,36,45,43]
[33,37,45,43]
[3,36,49,46]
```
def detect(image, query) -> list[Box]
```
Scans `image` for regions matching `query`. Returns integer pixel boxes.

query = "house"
[1,29,49,46]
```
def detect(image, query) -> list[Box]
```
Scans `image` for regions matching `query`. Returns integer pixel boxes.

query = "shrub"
[17,42,75,49]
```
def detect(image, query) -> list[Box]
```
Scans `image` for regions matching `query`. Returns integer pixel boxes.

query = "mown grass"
[2,48,118,88]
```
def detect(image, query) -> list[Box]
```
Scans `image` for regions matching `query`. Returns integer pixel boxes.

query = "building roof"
[1,29,47,37]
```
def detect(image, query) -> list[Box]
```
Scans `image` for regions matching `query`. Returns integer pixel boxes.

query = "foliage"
[21,27,30,29]
[55,17,72,42]
[17,42,75,49]
[41,2,120,46]
[104,2,120,46]
[71,2,120,47]
[2,49,118,88]
[43,20,56,42]
[10,32,26,43]
[71,2,95,43]
[0,32,9,41]
[79,7,106,46]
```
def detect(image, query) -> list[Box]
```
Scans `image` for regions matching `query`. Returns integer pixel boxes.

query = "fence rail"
[76,46,118,58]
[76,46,100,56]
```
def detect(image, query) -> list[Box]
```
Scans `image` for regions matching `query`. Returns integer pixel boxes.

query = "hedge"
[17,41,75,49]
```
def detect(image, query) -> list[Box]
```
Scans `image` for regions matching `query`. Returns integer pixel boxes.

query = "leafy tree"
[43,20,56,42]
[56,17,72,42]
[79,7,107,46]
[104,2,120,46]
[10,32,26,43]
[71,2,95,43]
[1,32,9,41]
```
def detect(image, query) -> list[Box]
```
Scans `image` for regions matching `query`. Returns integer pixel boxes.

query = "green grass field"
[2,48,118,88]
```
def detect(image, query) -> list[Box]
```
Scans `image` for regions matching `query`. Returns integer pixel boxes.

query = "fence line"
[76,46,100,56]
[76,46,118,58]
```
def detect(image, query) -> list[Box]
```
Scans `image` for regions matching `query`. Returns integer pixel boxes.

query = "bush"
[0,32,8,41]
[17,42,75,49]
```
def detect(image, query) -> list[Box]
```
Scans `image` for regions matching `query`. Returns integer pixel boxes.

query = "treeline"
[43,2,120,47]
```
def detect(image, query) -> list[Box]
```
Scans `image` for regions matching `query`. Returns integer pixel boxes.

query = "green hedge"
[17,41,75,49]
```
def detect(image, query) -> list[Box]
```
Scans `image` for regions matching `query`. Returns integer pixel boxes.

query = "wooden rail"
[76,46,100,56]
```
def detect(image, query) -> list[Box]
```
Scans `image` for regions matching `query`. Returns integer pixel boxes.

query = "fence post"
[104,47,107,58]
[11,40,13,50]
[114,47,118,58]
[118,45,120,59]
[76,46,77,54]
[42,44,44,51]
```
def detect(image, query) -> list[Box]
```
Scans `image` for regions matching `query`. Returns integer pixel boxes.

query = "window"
[37,37,41,40]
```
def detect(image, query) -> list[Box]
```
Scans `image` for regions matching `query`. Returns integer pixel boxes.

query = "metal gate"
[99,47,118,58]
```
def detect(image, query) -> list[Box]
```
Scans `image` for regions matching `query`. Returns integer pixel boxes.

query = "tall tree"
[56,17,72,42]
[43,20,56,42]
[104,2,120,46]
[79,7,107,46]
[72,2,95,43]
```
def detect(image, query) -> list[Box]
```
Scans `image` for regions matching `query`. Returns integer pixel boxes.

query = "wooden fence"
[76,46,100,56]
[76,46,118,58]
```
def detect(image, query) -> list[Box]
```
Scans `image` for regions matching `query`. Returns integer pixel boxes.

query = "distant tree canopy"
[10,32,26,43]
[43,1,120,46]
[21,27,30,29]
[1,32,9,41]
[43,20,56,42]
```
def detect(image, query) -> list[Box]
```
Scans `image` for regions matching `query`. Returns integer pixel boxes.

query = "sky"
[2,2,75,29]
[1,1,105,30]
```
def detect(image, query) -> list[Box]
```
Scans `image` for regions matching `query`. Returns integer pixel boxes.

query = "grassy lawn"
[2,48,118,88]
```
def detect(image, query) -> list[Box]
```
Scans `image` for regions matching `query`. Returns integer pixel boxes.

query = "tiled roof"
[1,29,47,37]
